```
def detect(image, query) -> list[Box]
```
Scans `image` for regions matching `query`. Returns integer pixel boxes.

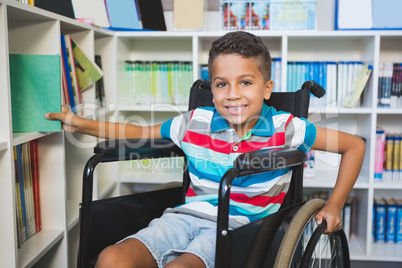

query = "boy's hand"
[315,201,343,234]
[45,105,81,133]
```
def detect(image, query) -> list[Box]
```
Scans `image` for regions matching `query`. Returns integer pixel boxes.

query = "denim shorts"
[119,213,216,268]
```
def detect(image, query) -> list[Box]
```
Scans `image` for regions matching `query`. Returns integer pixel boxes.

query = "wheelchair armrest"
[234,148,306,176]
[94,138,185,159]
[216,148,307,259]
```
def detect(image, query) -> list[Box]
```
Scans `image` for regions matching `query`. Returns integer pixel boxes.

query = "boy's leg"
[95,238,158,268]
[163,253,206,268]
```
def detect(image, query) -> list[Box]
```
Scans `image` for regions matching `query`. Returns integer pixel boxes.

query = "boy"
[46,31,365,268]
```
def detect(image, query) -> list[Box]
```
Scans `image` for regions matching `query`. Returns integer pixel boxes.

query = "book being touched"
[9,54,61,132]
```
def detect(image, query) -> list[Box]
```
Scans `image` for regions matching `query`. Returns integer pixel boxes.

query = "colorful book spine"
[374,129,386,182]
[124,60,193,106]
[396,199,402,244]
[385,198,397,243]
[375,198,386,243]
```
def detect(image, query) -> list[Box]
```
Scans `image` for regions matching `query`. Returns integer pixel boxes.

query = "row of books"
[373,198,402,244]
[221,0,316,31]
[378,62,402,108]
[287,61,372,108]
[303,190,355,241]
[200,58,282,93]
[14,140,41,248]
[124,61,193,106]
[374,130,402,183]
[60,34,104,114]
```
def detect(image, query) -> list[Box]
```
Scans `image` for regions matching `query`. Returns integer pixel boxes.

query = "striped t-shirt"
[160,103,317,228]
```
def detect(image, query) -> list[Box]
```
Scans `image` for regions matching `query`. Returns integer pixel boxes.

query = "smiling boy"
[46,31,365,268]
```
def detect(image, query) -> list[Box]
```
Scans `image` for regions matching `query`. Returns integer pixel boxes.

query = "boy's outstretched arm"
[45,105,162,140]
[311,126,365,233]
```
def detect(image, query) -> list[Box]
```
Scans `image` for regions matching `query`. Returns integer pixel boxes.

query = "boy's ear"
[264,80,274,100]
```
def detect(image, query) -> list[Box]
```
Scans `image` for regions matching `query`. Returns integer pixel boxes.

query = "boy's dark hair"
[208,31,272,82]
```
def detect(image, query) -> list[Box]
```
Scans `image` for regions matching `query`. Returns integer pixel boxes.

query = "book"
[15,144,28,243]
[374,198,386,243]
[374,129,386,182]
[173,0,204,30]
[94,55,106,107]
[35,0,75,19]
[71,38,103,92]
[71,0,110,28]
[61,34,75,111]
[385,198,397,243]
[136,0,167,31]
[395,198,402,244]
[64,34,83,114]
[104,0,141,30]
[343,64,372,108]
[9,54,61,132]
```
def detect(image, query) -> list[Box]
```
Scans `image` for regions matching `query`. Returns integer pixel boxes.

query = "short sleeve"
[159,110,194,148]
[285,117,317,153]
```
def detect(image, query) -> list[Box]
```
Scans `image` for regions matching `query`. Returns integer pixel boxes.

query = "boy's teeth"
[228,106,245,110]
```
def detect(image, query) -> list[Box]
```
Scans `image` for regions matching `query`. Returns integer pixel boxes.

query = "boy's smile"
[211,54,273,138]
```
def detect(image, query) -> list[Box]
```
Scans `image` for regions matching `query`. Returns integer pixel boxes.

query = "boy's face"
[211,54,273,137]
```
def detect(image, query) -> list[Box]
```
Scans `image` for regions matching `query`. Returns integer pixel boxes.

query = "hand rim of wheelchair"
[273,198,350,268]
[300,218,350,267]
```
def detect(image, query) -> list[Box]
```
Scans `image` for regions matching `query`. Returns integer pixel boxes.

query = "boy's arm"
[45,105,163,140]
[311,126,365,233]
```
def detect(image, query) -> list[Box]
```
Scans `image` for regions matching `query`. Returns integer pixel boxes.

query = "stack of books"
[124,61,193,106]
[14,141,41,248]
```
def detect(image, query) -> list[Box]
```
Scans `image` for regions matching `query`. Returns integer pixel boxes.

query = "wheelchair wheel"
[273,199,350,268]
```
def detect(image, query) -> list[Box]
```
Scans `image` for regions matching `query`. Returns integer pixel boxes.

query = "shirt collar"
[211,103,276,136]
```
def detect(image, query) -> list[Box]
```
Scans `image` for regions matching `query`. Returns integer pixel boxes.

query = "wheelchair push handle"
[302,80,326,98]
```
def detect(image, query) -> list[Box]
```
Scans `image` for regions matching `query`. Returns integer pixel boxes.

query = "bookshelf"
[0,0,402,267]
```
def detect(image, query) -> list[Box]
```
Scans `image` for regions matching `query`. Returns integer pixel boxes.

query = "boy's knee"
[95,245,124,268]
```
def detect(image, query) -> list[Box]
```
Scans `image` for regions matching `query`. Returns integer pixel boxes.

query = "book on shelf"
[374,198,386,243]
[375,131,402,184]
[385,198,397,243]
[343,63,372,108]
[94,55,106,107]
[9,54,61,133]
[61,34,75,111]
[378,62,402,108]
[71,38,103,92]
[35,0,75,19]
[14,140,41,247]
[104,0,166,31]
[61,34,84,114]
[71,0,110,28]
[104,0,141,30]
[396,199,402,244]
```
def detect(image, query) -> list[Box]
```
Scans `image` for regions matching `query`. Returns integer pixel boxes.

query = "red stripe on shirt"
[285,114,294,129]
[236,132,285,153]
[230,192,286,207]
[183,130,235,154]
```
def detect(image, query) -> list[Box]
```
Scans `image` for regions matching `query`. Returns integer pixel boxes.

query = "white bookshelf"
[0,0,402,266]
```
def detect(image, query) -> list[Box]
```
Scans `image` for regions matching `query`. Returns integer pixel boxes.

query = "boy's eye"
[241,81,252,86]
[216,82,227,88]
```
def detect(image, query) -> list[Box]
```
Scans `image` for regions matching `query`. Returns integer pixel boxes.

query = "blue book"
[16,144,28,243]
[396,199,402,244]
[105,0,141,29]
[61,34,76,112]
[385,198,397,243]
[375,198,386,243]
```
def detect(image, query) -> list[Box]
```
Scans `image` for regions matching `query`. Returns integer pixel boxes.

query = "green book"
[10,54,61,132]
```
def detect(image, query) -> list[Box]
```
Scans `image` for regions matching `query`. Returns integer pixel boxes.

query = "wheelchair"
[77,79,351,268]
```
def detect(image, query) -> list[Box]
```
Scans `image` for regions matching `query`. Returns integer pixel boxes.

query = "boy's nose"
[227,85,241,100]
